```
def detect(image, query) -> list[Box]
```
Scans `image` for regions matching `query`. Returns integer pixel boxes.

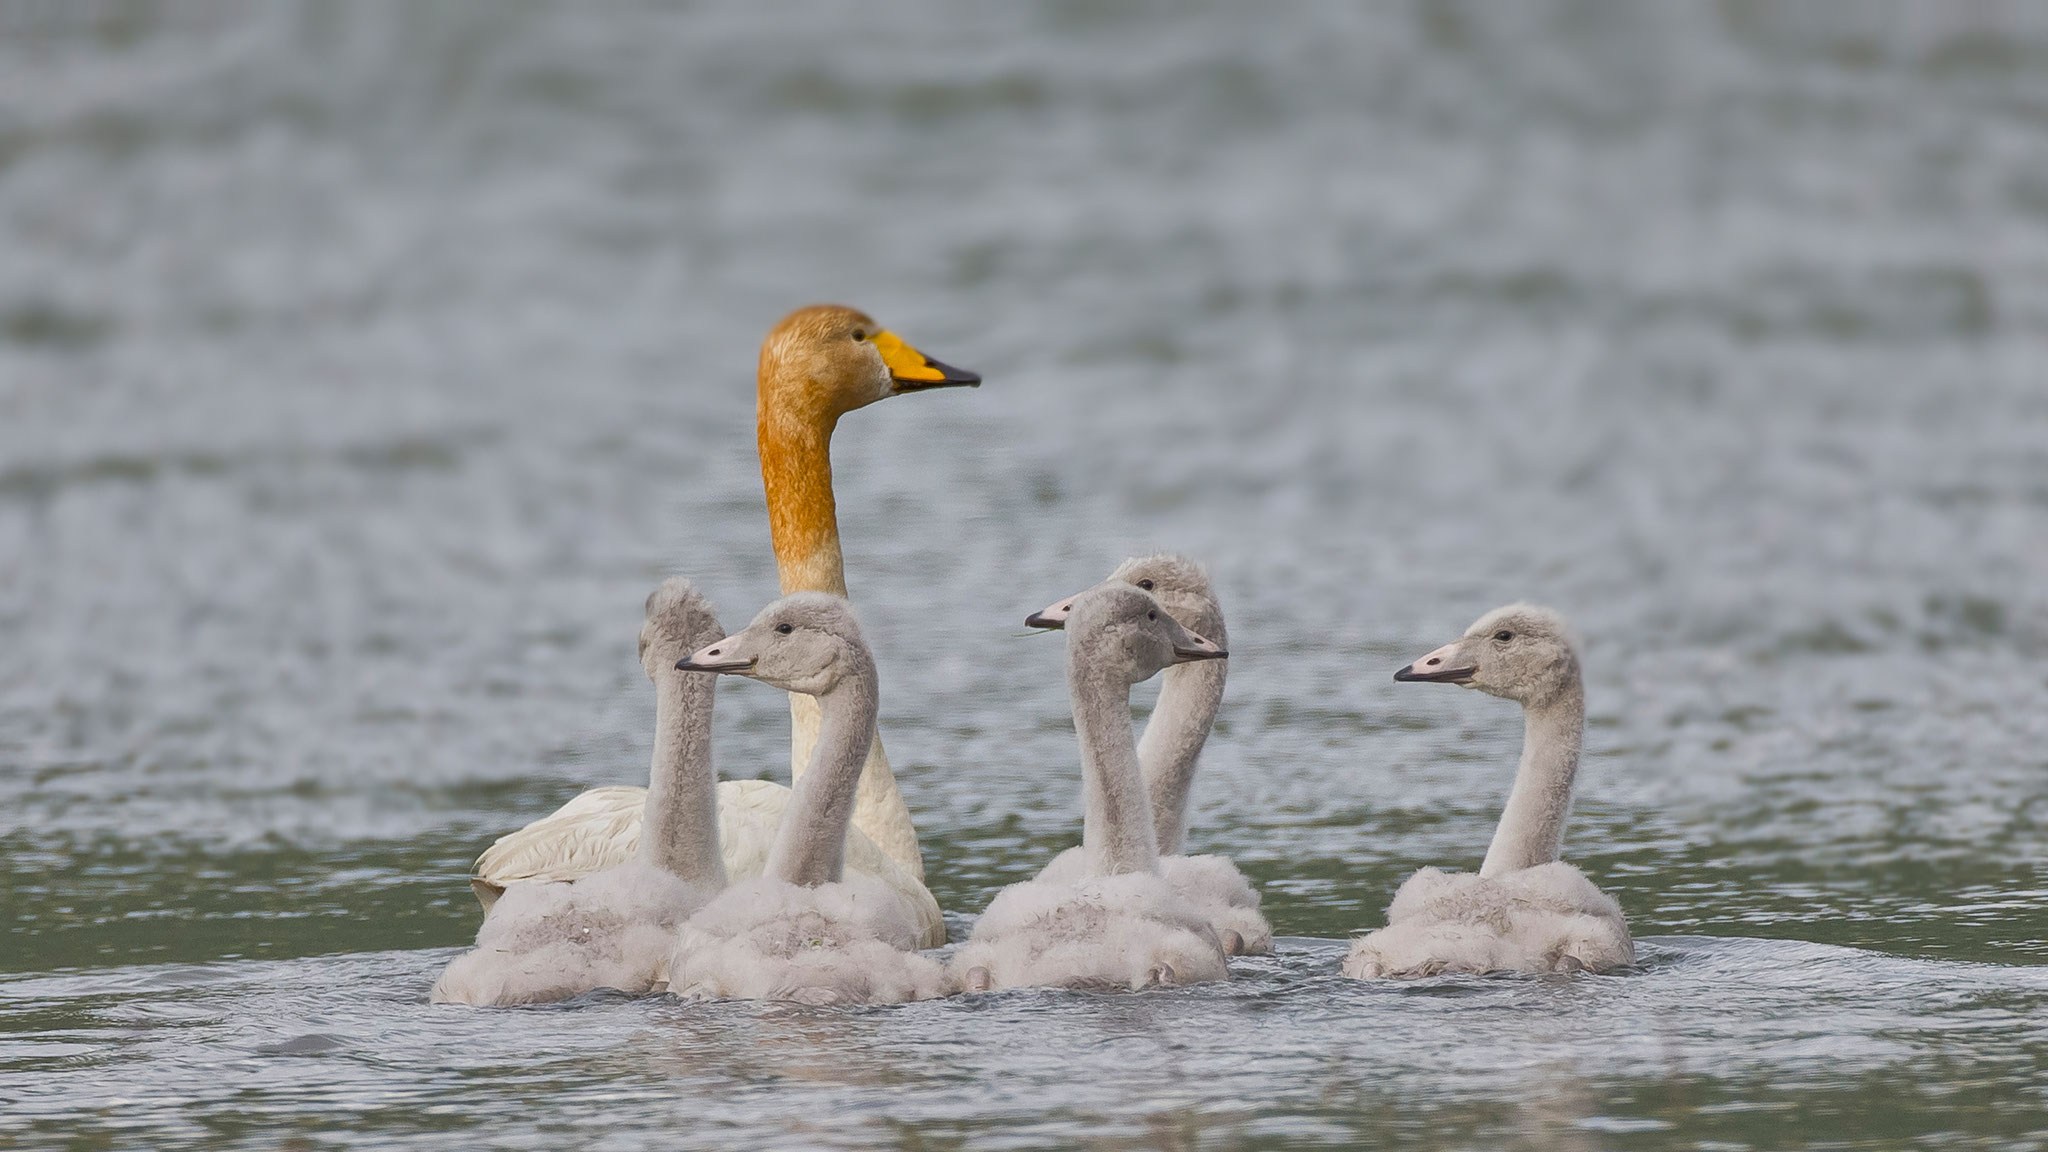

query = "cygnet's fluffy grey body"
[1344,604,1634,979]
[663,593,949,1006]
[432,862,707,1006]
[1024,555,1271,955]
[433,579,728,1006]
[953,584,1233,992]
[668,874,942,1005]
[1344,861,1630,978]
[1030,849,1268,960]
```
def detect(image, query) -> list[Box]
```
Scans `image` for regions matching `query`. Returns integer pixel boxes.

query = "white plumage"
[951,870,1228,992]
[433,862,712,1005]
[466,305,974,947]
[1033,848,1270,958]
[666,875,949,1005]
[1343,603,1634,980]
[663,594,951,1006]
[434,579,727,1006]
[1342,863,1633,978]
[470,781,943,946]
[1024,554,1272,955]
[955,584,1233,993]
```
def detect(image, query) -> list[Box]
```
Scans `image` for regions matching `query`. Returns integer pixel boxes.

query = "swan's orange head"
[758,304,979,425]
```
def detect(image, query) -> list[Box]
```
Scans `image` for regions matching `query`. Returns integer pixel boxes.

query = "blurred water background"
[1,2,2045,1148]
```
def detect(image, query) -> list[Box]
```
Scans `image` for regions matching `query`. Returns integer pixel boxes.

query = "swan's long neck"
[760,407,847,597]
[765,658,880,887]
[759,398,926,881]
[638,665,724,888]
[1478,675,1585,877]
[1136,610,1226,856]
[1073,655,1160,878]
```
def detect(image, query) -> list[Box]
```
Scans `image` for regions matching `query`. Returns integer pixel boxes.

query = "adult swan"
[470,306,977,948]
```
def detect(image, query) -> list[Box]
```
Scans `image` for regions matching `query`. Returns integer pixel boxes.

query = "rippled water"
[6,940,2046,1148]
[2,2,2045,1148]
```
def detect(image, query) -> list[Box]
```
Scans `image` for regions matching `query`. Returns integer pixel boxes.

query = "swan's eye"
[775,623,794,635]
[850,329,867,342]
[1494,630,1513,642]
[1136,579,1155,591]
[1147,610,1157,621]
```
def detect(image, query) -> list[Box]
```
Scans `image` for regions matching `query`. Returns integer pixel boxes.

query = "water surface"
[2,2,2044,1148]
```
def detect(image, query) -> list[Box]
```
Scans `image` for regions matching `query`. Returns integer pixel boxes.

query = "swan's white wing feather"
[471,786,645,906]
[714,779,786,885]
[471,781,946,947]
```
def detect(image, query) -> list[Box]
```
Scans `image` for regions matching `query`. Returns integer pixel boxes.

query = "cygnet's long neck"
[1137,612,1226,856]
[765,657,881,887]
[638,665,724,888]
[1478,675,1586,877]
[760,400,926,882]
[1073,651,1161,878]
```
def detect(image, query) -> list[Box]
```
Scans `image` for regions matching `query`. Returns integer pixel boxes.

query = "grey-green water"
[2,2,2044,1148]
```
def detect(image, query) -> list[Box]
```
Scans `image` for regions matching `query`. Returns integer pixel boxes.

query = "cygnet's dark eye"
[1147,610,1157,621]
[1494,630,1513,642]
[850,328,867,342]
[1136,579,1155,591]
[775,623,794,635]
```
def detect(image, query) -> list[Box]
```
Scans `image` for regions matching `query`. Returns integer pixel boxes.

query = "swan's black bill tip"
[891,359,980,391]
[1024,612,1065,630]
